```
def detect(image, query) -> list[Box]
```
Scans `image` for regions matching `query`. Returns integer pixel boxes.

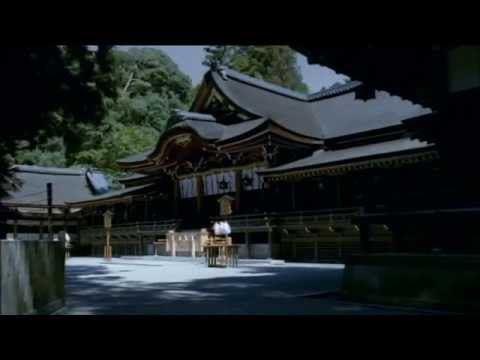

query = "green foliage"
[203,46,309,93]
[69,47,193,174]
[10,46,194,179]
[1,45,117,195]
[7,45,309,193]
[74,120,159,173]
[15,138,67,167]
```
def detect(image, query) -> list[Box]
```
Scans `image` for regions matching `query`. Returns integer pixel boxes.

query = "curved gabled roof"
[208,67,432,140]
[210,69,327,139]
[260,138,436,176]
[170,119,225,140]
[2,165,112,207]
[117,150,153,165]
[117,67,433,169]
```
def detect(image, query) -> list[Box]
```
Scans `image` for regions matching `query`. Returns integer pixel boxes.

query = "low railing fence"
[211,207,364,229]
[80,219,181,235]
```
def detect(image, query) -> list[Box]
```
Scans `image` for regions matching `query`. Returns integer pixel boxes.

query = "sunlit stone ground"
[57,257,426,315]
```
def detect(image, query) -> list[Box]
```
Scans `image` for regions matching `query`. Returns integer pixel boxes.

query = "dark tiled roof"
[118,173,148,182]
[12,165,85,176]
[171,119,225,140]
[117,67,433,167]
[210,67,432,140]
[2,165,112,206]
[217,118,268,143]
[308,90,432,139]
[117,150,153,164]
[175,110,216,122]
[210,69,326,139]
[260,138,435,175]
[307,81,363,100]
[66,183,155,207]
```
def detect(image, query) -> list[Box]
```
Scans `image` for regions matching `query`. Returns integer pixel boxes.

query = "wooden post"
[47,183,53,241]
[104,228,112,259]
[196,176,204,215]
[13,219,18,240]
[336,178,343,208]
[103,210,113,260]
[191,234,196,258]
[173,179,180,218]
[267,226,273,259]
[168,230,176,257]
[359,223,371,253]
[144,197,149,221]
[235,170,242,212]
[291,182,296,211]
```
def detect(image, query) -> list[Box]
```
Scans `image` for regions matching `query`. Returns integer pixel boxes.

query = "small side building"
[0,165,116,244]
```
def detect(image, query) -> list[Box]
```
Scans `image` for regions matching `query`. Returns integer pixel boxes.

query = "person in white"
[221,221,231,236]
[213,222,221,236]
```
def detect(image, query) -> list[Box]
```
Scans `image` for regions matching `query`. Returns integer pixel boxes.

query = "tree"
[1,46,117,194]
[70,47,194,175]
[15,137,67,168]
[203,46,309,93]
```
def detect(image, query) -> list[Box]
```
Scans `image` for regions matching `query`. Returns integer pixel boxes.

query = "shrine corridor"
[56,257,426,315]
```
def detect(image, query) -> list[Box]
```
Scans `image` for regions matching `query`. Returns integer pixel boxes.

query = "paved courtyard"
[57,257,426,315]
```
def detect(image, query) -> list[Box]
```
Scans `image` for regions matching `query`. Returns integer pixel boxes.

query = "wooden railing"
[79,219,181,245]
[81,219,181,233]
[211,213,271,229]
[211,207,363,230]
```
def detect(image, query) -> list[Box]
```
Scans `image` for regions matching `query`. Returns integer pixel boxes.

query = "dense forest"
[2,46,309,191]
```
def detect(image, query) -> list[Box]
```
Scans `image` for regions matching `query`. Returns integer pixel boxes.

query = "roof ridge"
[307,81,363,100]
[174,110,217,122]
[11,165,86,176]
[217,67,310,101]
[214,67,362,103]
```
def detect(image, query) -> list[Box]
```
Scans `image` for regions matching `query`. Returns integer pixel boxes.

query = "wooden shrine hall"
[68,65,440,262]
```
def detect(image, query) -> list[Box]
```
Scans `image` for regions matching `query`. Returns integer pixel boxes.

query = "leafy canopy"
[203,46,309,93]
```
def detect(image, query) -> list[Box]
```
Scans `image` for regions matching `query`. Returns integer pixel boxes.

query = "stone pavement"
[56,257,429,315]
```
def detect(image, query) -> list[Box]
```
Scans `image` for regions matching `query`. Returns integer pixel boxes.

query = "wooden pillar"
[47,182,53,241]
[196,175,204,215]
[359,223,371,253]
[336,178,343,208]
[291,182,296,211]
[173,178,180,218]
[63,208,68,233]
[267,228,273,259]
[168,230,176,257]
[13,219,18,240]
[144,197,149,221]
[235,170,242,212]
[191,234,196,258]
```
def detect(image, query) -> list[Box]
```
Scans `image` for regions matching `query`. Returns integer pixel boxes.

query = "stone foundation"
[1,240,65,315]
[342,254,480,313]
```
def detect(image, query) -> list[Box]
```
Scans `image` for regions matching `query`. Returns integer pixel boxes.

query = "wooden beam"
[235,170,242,212]
[196,175,204,214]
[47,183,53,241]
[359,223,371,252]
[173,178,180,217]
